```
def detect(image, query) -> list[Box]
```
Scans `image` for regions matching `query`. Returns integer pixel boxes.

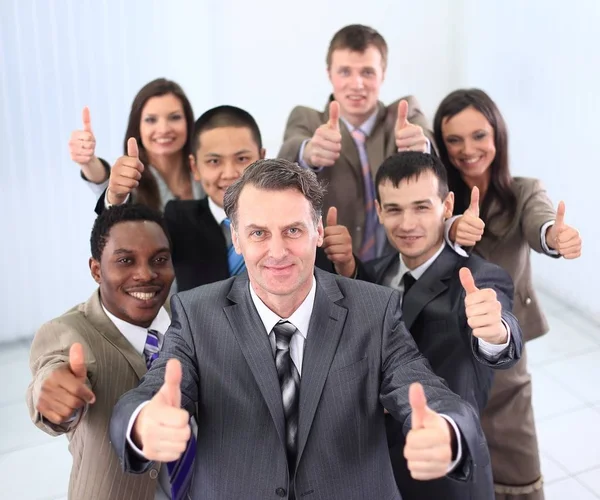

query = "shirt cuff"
[126,401,152,458]
[540,220,560,256]
[477,320,511,359]
[104,190,130,210]
[298,139,323,172]
[439,414,462,472]
[444,216,469,257]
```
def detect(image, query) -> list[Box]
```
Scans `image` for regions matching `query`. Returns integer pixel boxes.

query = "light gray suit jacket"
[110,269,486,500]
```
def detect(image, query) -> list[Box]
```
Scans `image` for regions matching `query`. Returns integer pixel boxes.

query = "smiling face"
[440,106,496,185]
[231,185,323,309]
[328,46,385,127]
[376,171,454,269]
[189,126,265,208]
[139,93,188,160]
[90,220,174,328]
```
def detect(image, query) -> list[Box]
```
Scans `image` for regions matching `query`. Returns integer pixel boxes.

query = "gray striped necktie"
[273,320,300,472]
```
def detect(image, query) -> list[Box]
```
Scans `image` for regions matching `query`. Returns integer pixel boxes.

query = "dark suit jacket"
[278,95,436,254]
[110,269,487,500]
[366,245,523,500]
[164,197,369,291]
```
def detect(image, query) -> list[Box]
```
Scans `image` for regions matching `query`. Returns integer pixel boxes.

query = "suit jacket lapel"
[83,290,148,381]
[402,246,457,330]
[224,275,287,447]
[371,253,399,285]
[296,269,347,467]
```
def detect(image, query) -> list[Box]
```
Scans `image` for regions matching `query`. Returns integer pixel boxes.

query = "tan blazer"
[474,177,557,341]
[26,290,164,500]
[277,96,434,253]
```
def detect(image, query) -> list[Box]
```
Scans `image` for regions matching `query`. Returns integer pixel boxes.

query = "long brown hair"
[433,89,516,228]
[123,78,194,211]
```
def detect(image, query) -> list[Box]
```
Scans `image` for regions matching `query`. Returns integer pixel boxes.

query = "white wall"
[458,0,600,321]
[0,0,463,341]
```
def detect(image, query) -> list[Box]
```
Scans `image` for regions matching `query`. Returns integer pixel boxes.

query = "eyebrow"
[382,199,432,209]
[244,221,308,231]
[204,149,254,158]
[143,110,183,116]
[112,247,171,256]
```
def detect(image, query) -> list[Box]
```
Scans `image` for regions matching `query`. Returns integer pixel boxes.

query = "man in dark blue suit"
[366,152,523,500]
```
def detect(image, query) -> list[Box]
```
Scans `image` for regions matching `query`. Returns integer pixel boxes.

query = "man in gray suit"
[366,152,523,499]
[110,158,488,500]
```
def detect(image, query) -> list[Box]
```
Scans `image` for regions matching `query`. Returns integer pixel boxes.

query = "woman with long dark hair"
[70,78,203,211]
[434,88,582,500]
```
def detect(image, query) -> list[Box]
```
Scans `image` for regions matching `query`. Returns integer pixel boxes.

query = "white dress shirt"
[207,197,227,226]
[394,242,511,358]
[103,305,172,500]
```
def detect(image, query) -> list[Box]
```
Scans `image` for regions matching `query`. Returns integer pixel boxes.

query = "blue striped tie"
[144,330,196,500]
[222,218,246,276]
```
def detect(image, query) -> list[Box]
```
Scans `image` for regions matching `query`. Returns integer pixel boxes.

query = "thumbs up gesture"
[107,137,144,206]
[322,207,356,278]
[459,267,507,345]
[69,107,97,167]
[450,186,486,247]
[404,383,453,480]
[544,201,582,259]
[132,359,191,462]
[395,100,428,153]
[36,343,96,425]
[302,101,342,168]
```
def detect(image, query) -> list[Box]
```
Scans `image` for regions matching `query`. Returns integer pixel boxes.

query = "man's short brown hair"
[326,24,388,70]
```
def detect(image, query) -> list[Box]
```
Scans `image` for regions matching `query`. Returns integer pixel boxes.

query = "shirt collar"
[208,196,228,225]
[101,303,171,356]
[249,276,316,339]
[340,107,379,136]
[400,242,446,281]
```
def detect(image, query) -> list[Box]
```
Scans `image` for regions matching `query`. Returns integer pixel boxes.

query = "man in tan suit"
[26,204,176,500]
[278,24,434,260]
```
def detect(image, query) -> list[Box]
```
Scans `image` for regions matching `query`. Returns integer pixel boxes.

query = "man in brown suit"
[278,24,434,260]
[26,204,176,500]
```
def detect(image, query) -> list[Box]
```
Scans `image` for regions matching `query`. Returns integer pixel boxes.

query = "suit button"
[525,297,532,305]
[275,487,286,497]
[355,226,361,232]
[149,469,158,479]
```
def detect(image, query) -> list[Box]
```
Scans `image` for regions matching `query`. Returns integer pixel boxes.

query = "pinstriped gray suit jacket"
[26,290,163,500]
[111,268,486,500]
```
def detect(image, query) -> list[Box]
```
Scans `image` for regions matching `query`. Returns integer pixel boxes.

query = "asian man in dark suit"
[366,152,523,500]
[163,105,365,291]
[110,158,489,500]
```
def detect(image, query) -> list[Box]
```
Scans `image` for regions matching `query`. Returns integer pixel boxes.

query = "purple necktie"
[351,129,379,261]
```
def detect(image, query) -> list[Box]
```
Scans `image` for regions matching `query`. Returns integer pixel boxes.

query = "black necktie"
[402,272,416,295]
[273,320,300,473]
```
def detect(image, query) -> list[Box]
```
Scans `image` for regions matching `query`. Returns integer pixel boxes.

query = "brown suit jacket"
[474,177,557,341]
[278,96,435,253]
[26,290,165,500]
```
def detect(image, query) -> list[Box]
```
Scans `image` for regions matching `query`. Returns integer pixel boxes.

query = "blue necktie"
[144,330,196,500]
[222,218,246,276]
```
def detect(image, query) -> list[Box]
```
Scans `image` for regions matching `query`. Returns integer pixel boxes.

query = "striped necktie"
[351,129,379,261]
[273,321,300,476]
[222,218,246,276]
[144,330,196,500]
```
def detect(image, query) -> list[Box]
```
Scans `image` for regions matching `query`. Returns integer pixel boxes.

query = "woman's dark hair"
[123,78,194,211]
[433,88,516,227]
